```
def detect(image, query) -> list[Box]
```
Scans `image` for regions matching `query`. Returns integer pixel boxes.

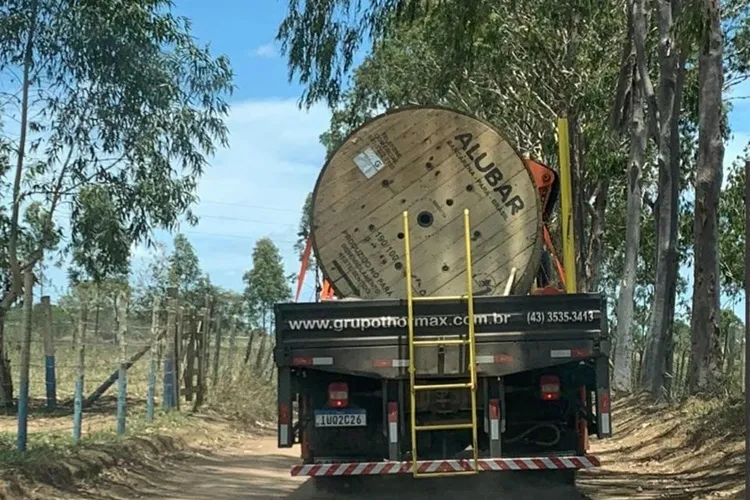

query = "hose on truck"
[504,423,561,447]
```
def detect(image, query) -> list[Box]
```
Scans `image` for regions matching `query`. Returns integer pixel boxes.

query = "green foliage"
[169,234,201,297]
[68,185,131,284]
[130,241,170,317]
[243,238,291,330]
[719,154,746,296]
[0,0,234,310]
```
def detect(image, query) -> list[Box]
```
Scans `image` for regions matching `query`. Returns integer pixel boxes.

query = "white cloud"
[251,42,277,58]
[183,98,331,296]
[38,98,331,301]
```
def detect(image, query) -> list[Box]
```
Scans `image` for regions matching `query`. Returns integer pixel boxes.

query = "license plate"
[314,409,367,428]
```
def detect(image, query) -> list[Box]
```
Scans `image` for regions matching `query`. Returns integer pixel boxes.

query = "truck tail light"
[540,375,560,401]
[328,382,349,408]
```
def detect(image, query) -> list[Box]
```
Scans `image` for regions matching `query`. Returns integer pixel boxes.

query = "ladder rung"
[414,470,479,478]
[411,295,468,302]
[414,382,473,391]
[415,422,474,431]
[412,338,469,347]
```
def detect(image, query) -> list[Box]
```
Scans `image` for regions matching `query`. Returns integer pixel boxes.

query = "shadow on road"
[68,439,592,500]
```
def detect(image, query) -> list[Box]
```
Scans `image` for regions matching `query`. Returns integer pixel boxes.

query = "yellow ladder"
[402,208,479,478]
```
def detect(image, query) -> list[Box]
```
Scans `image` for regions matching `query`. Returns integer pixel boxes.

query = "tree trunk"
[688,0,724,395]
[0,308,12,408]
[255,334,267,371]
[569,118,587,291]
[640,0,685,397]
[613,73,647,393]
[244,330,256,365]
[583,178,609,292]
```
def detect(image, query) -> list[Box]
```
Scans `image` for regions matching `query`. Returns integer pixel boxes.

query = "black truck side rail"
[274,292,609,378]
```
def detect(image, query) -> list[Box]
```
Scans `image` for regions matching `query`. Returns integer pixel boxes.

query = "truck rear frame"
[274,292,611,482]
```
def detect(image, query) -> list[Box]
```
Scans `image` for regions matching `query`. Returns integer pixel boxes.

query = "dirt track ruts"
[68,435,594,500]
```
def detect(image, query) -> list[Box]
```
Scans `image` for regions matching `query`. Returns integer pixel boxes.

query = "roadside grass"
[0,334,276,498]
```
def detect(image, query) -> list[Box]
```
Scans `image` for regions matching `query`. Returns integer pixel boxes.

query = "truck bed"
[274,292,608,378]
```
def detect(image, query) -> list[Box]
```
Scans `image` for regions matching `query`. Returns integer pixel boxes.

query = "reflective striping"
[292,356,334,366]
[489,399,500,440]
[373,359,409,368]
[476,354,513,364]
[601,412,611,435]
[278,403,291,446]
[598,389,611,435]
[550,349,572,358]
[550,348,590,359]
[290,456,600,476]
[279,424,289,446]
[388,402,398,444]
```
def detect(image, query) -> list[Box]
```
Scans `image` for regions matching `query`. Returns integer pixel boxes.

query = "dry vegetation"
[582,396,745,499]
[0,332,276,499]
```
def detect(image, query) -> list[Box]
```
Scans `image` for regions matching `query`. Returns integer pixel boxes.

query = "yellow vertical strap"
[557,118,578,294]
[402,211,418,475]
[463,209,479,471]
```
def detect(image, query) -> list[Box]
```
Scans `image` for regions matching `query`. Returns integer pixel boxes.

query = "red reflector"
[328,382,349,408]
[388,402,398,423]
[292,356,313,366]
[494,354,513,363]
[540,375,560,401]
[279,403,290,424]
[599,391,610,413]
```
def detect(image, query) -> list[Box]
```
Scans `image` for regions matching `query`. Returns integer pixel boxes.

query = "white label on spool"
[353,147,385,178]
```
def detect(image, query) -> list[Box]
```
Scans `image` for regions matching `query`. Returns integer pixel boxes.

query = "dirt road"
[73,434,594,500]
[8,398,741,499]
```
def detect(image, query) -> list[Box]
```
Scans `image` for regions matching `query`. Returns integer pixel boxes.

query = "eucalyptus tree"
[0,0,234,403]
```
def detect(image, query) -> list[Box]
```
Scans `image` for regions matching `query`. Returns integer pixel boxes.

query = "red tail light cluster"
[540,375,561,401]
[328,382,349,408]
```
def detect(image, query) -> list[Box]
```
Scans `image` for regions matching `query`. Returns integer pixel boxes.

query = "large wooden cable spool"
[311,106,543,300]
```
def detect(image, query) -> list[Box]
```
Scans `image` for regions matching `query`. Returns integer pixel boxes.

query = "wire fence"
[0,280,276,452]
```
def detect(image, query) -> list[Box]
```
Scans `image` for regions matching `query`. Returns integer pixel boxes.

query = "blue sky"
[35,0,750,319]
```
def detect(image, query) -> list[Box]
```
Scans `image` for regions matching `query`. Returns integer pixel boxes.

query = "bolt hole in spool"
[417,211,434,228]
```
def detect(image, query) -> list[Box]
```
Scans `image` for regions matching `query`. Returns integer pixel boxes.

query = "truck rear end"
[274,292,611,488]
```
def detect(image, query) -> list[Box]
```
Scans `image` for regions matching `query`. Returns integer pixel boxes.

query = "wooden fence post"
[16,269,34,452]
[41,295,56,411]
[211,307,222,387]
[226,316,238,379]
[244,330,256,365]
[175,305,183,410]
[73,284,90,443]
[184,309,196,402]
[146,297,160,421]
[116,289,129,435]
[163,287,177,410]
[255,332,267,371]
[193,298,210,410]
